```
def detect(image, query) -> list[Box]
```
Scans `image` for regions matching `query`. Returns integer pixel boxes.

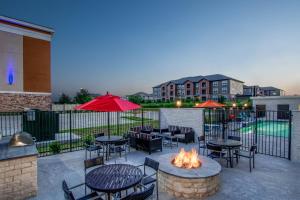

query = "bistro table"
[96,136,123,160]
[207,139,242,168]
[85,164,143,200]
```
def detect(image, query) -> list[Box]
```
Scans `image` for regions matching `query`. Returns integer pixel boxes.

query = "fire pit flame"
[171,148,201,169]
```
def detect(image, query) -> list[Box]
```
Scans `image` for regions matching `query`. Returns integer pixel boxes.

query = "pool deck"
[32,142,300,200]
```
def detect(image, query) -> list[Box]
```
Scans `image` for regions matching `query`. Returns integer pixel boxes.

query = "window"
[213,81,218,87]
[256,105,266,118]
[222,87,228,94]
[277,104,290,120]
[187,84,190,88]
[187,90,191,95]
[170,91,174,96]
[213,88,218,94]
[195,90,199,95]
[170,85,173,89]
[221,80,228,86]
[162,86,165,90]
[202,89,206,94]
[202,82,206,87]
[162,92,165,96]
[195,83,199,88]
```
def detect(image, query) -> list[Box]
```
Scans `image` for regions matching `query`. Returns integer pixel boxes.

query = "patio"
[32,142,300,200]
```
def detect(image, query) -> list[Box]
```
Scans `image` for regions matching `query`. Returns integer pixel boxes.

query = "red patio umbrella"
[75,93,141,137]
[194,100,225,108]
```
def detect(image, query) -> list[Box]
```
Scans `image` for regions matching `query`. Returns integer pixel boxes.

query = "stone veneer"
[156,154,221,200]
[0,155,37,200]
[0,92,51,112]
[158,170,220,200]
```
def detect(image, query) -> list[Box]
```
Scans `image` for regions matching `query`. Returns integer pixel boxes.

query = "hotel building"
[0,16,54,112]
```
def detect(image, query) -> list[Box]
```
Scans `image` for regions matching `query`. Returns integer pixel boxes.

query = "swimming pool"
[239,121,290,137]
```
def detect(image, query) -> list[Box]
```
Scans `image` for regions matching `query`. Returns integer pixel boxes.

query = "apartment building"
[153,74,244,101]
[0,16,54,112]
[243,85,285,97]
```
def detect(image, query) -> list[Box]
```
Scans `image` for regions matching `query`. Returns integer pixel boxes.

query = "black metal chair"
[206,143,229,167]
[197,135,206,155]
[109,139,129,161]
[234,145,257,172]
[84,156,105,194]
[137,157,159,200]
[121,184,155,200]
[228,135,241,141]
[62,180,103,200]
[85,133,104,159]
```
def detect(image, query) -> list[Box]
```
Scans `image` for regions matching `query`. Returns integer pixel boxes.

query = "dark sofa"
[129,126,162,154]
[161,125,195,144]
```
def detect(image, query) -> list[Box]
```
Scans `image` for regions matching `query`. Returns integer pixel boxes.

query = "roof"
[153,74,243,88]
[132,92,153,97]
[0,15,54,34]
[260,86,283,91]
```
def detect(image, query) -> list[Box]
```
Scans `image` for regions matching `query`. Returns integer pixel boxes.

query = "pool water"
[239,121,290,137]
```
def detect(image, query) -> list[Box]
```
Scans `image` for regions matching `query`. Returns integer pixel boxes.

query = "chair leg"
[249,158,252,173]
[156,181,159,200]
[253,155,255,168]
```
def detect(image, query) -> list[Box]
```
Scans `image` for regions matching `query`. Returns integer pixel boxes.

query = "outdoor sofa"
[129,126,162,154]
[161,125,195,144]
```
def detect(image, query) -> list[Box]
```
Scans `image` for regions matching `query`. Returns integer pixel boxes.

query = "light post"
[176,100,182,108]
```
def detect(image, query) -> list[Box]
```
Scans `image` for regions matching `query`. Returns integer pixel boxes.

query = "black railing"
[0,109,160,156]
[203,109,292,159]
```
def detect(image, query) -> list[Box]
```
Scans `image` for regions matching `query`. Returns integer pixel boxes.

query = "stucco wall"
[252,96,300,111]
[160,108,204,137]
[291,111,300,162]
[0,31,23,92]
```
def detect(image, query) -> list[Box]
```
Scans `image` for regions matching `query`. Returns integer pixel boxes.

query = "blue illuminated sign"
[7,63,14,85]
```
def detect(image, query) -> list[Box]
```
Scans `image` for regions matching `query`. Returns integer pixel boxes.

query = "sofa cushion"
[168,125,179,132]
[175,134,185,139]
[179,127,192,134]
[139,133,153,140]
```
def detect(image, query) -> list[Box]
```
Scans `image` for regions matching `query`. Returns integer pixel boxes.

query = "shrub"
[49,141,61,154]
[83,134,94,145]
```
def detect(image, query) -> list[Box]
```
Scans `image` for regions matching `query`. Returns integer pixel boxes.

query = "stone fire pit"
[157,153,221,200]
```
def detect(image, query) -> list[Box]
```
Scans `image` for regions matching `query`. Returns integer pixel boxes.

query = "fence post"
[288,111,292,160]
[141,109,144,128]
[69,110,72,152]
[255,110,258,145]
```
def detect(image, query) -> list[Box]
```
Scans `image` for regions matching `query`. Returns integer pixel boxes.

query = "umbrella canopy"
[194,100,225,108]
[75,94,141,112]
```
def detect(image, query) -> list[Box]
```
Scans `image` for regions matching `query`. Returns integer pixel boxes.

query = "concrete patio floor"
[31,143,300,200]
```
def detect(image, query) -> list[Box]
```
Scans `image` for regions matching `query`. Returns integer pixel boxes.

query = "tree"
[218,96,226,104]
[58,93,72,104]
[74,88,92,104]
[128,95,143,104]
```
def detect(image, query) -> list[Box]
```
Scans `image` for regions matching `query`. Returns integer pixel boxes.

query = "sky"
[1,0,300,98]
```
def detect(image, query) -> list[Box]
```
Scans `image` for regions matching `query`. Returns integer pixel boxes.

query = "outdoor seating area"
[32,142,300,200]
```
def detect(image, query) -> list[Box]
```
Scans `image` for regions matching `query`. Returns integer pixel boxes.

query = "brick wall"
[0,155,37,200]
[291,111,300,162]
[0,92,51,112]
[160,108,204,137]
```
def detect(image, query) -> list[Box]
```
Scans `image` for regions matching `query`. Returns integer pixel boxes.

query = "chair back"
[121,184,155,200]
[62,180,75,200]
[84,156,104,170]
[198,135,205,142]
[228,135,241,141]
[206,143,222,152]
[114,139,128,146]
[95,133,104,138]
[144,157,159,171]
[250,145,257,152]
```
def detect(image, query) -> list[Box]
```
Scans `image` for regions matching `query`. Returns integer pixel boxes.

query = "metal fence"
[0,109,160,156]
[203,109,292,159]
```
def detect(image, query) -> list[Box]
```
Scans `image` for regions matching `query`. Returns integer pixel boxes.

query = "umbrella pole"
[108,112,110,138]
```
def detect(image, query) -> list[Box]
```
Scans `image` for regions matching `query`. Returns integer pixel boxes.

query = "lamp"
[176,100,182,108]
[232,103,237,108]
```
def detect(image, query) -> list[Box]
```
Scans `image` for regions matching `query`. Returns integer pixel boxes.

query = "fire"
[171,148,201,169]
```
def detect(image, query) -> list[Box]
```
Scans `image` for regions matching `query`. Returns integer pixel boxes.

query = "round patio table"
[207,139,242,168]
[85,164,143,200]
[96,136,123,160]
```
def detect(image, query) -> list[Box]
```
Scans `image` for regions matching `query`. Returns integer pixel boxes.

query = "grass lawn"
[239,121,289,137]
